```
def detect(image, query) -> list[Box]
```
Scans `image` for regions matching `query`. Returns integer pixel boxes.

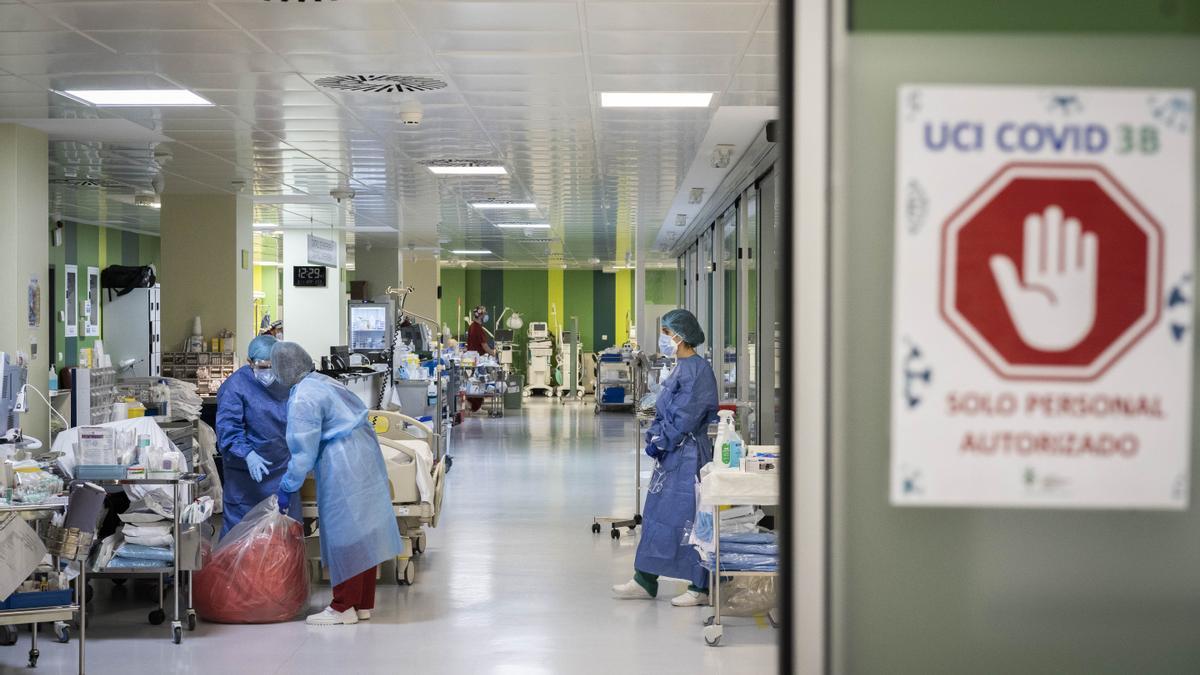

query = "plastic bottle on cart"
[427,380,437,407]
[715,410,744,471]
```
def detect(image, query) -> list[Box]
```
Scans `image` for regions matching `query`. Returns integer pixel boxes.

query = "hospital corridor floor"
[6,400,779,674]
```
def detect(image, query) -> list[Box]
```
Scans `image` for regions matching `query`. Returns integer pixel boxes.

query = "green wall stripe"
[121,230,138,265]
[562,270,593,352]
[480,269,504,321]
[851,0,1200,33]
[592,270,615,352]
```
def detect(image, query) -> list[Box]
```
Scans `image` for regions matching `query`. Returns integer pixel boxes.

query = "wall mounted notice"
[307,234,338,267]
[891,85,1194,509]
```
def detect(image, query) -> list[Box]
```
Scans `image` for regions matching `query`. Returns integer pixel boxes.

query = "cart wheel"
[172,626,182,644]
[591,523,602,534]
[634,514,643,525]
[414,533,427,554]
[399,559,416,585]
[0,625,18,646]
[55,622,70,643]
[703,624,723,647]
[610,528,621,541]
[187,612,197,631]
[444,456,453,471]
[628,524,637,531]
[86,583,95,602]
[704,615,716,626]
[27,647,38,667]
[149,608,166,625]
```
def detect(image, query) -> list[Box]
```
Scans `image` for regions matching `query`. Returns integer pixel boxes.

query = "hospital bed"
[300,411,445,586]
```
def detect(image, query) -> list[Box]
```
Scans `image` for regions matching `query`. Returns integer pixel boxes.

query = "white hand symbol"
[988,204,1099,352]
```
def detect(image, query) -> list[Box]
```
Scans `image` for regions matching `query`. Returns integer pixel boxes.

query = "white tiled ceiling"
[3,0,779,264]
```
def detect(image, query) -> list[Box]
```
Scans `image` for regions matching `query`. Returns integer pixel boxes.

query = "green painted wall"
[48,222,159,369]
[851,0,1200,33]
[438,267,634,354]
[646,269,679,306]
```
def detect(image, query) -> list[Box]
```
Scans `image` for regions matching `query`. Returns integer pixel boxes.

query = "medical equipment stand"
[0,503,83,672]
[590,413,651,540]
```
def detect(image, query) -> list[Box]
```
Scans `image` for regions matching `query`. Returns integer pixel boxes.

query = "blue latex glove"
[276,490,291,514]
[245,450,272,483]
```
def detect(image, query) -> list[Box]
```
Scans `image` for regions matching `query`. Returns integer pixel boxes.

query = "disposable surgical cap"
[662,308,705,347]
[271,341,315,389]
[248,335,277,363]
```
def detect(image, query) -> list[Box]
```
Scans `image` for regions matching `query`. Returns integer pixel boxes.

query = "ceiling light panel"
[600,91,713,108]
[63,89,214,107]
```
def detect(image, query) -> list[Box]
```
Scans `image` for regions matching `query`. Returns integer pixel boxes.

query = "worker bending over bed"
[270,341,403,626]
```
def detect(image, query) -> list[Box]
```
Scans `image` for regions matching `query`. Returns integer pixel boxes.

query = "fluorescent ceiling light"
[62,89,213,107]
[471,202,538,210]
[495,223,550,229]
[254,261,284,268]
[253,222,276,229]
[428,165,507,175]
[600,92,713,108]
[451,249,492,255]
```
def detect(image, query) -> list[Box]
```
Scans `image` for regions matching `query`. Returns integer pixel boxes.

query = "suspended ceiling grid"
[0,0,778,264]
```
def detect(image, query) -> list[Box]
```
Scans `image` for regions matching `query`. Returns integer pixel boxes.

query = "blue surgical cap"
[662,308,705,347]
[248,334,278,363]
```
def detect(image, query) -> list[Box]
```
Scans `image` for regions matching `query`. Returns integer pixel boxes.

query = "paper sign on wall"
[85,266,100,337]
[307,234,338,267]
[64,264,78,338]
[891,85,1194,509]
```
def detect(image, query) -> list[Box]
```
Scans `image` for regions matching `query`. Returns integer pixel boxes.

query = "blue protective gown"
[279,373,403,586]
[215,365,296,536]
[635,354,720,589]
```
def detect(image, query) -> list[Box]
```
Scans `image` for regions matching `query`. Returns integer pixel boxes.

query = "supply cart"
[88,474,205,644]
[595,351,634,413]
[0,503,76,670]
[1,481,105,673]
[590,412,652,540]
[698,468,780,647]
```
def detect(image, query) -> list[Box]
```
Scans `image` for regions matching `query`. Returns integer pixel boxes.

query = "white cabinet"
[102,286,162,377]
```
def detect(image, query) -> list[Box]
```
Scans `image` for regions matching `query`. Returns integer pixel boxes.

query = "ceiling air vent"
[314,75,447,94]
[420,159,500,169]
[50,178,123,189]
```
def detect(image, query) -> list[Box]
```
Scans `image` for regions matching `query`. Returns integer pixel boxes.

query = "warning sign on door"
[891,86,1194,509]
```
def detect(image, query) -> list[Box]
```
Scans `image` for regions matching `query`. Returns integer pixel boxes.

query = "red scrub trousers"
[330,567,377,613]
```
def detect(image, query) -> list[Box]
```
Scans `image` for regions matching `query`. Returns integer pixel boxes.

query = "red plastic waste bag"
[193,495,309,623]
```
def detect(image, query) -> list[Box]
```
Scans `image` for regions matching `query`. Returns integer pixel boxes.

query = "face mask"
[658,333,679,357]
[254,368,276,387]
[482,314,490,324]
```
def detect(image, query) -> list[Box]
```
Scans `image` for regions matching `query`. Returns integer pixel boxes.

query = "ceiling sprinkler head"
[398,100,423,126]
[675,214,688,227]
[688,187,704,204]
[710,144,735,169]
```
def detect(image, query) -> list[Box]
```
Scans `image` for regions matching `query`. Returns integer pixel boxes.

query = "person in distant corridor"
[466,305,494,412]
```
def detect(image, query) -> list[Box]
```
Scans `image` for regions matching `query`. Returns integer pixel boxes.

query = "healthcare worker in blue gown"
[215,334,298,537]
[270,341,403,626]
[613,309,719,607]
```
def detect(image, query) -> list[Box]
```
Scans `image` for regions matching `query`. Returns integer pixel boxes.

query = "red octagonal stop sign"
[939,162,1163,381]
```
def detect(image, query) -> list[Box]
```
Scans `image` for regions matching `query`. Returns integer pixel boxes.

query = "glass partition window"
[741,188,759,441]
[722,204,739,401]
